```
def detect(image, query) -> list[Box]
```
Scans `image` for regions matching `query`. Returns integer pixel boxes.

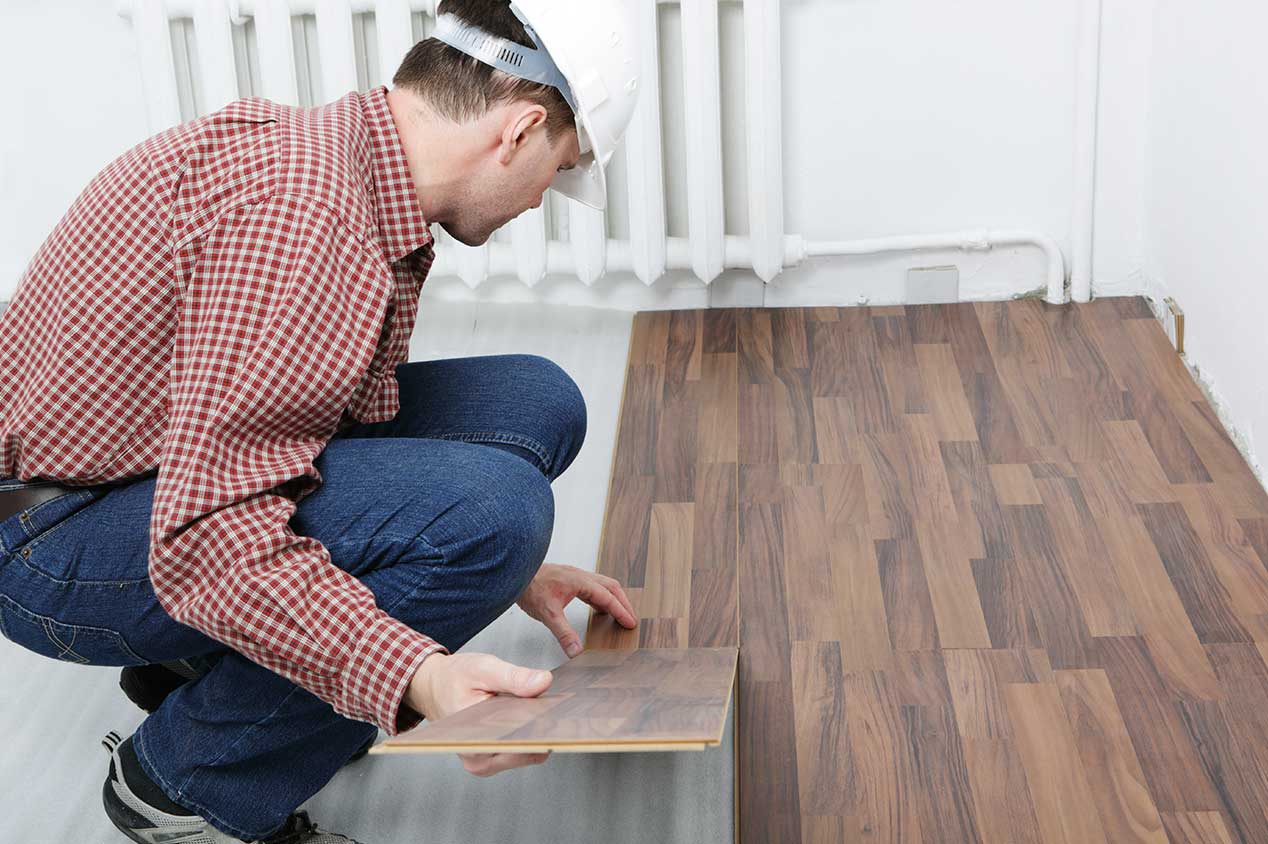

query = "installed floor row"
[585,298,1268,844]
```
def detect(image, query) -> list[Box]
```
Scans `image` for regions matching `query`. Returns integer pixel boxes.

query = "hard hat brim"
[549,134,607,210]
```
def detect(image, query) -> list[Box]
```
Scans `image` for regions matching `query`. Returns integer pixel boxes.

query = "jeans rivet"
[21,548,30,557]
[18,512,28,521]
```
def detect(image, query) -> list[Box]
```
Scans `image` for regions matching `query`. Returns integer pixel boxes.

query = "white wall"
[1142,0,1268,480]
[1,0,1154,307]
[0,1,150,292]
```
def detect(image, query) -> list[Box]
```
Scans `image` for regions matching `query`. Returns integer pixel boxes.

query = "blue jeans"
[0,354,586,840]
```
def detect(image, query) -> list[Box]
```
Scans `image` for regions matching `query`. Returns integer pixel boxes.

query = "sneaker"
[100,730,365,843]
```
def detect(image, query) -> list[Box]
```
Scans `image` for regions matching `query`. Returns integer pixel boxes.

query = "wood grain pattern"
[588,299,1268,842]
[373,647,737,754]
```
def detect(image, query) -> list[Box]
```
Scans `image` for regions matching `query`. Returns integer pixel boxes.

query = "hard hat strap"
[432,10,579,117]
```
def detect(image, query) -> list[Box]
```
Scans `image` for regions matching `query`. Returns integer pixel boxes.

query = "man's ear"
[497,102,549,166]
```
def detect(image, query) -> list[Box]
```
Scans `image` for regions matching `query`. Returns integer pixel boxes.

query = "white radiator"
[114,0,789,294]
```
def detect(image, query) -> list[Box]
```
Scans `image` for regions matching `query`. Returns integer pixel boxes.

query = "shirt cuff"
[340,610,449,736]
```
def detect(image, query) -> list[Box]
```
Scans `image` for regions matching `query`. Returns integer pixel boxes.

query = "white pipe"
[800,230,1067,304]
[1070,0,1103,303]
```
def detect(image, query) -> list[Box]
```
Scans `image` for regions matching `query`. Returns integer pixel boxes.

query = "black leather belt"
[0,482,79,523]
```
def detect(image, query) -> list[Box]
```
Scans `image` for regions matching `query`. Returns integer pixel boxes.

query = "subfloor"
[585,298,1268,844]
[0,299,733,843]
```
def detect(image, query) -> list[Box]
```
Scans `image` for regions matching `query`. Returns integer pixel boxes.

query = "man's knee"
[511,354,587,478]
[485,453,555,604]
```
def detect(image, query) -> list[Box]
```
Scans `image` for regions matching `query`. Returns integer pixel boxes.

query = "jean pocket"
[0,593,147,666]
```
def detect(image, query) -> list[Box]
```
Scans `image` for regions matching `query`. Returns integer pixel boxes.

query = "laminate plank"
[1137,501,1252,644]
[781,483,842,643]
[773,365,820,463]
[832,525,894,671]
[877,535,941,651]
[1079,464,1222,700]
[874,313,929,415]
[1176,399,1268,517]
[738,502,792,683]
[890,650,955,709]
[1177,700,1268,844]
[902,703,983,844]
[1055,669,1169,844]
[914,343,978,441]
[703,308,736,353]
[640,502,693,621]
[375,647,737,754]
[1002,504,1097,668]
[595,475,654,589]
[741,680,804,843]
[1176,484,1268,641]
[843,670,925,843]
[1094,636,1223,812]
[915,518,992,649]
[961,738,1045,844]
[972,556,1043,649]
[612,364,664,482]
[772,308,811,370]
[1005,681,1110,844]
[698,352,738,465]
[653,385,698,502]
[988,463,1043,505]
[790,641,853,816]
[945,648,1052,739]
[664,308,703,396]
[692,463,737,573]
[814,462,869,537]
[940,440,1010,560]
[1034,476,1137,637]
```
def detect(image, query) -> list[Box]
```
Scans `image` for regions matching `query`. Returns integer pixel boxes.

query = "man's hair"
[392,0,576,145]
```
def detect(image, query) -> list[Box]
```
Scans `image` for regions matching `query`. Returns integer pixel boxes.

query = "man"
[0,0,641,841]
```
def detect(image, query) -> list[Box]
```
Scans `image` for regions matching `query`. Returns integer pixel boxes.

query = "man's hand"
[516,563,638,658]
[405,652,555,777]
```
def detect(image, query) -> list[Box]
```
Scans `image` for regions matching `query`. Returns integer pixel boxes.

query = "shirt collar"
[362,85,434,265]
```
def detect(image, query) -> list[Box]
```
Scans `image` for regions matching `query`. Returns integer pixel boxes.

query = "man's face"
[441,119,581,247]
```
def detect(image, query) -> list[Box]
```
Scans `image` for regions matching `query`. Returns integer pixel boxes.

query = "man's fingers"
[459,751,551,777]
[580,582,638,629]
[545,610,584,658]
[606,580,637,624]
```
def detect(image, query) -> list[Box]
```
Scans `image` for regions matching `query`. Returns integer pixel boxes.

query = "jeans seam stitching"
[0,594,149,664]
[133,730,264,841]
[15,499,97,551]
[428,431,552,475]
[137,686,307,841]
[14,548,151,587]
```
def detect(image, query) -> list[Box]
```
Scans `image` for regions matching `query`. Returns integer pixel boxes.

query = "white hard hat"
[432,0,641,210]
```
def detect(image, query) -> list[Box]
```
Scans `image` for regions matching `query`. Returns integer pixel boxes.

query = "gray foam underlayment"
[0,299,734,843]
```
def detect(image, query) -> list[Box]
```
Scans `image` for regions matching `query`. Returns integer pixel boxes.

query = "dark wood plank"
[375,647,738,753]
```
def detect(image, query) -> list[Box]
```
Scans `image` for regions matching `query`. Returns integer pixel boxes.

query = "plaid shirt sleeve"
[148,192,446,736]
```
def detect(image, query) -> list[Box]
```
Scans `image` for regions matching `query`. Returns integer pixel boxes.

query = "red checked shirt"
[0,85,448,736]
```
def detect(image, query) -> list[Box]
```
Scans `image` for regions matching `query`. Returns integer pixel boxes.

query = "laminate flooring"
[374,647,738,754]
[586,298,1268,844]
